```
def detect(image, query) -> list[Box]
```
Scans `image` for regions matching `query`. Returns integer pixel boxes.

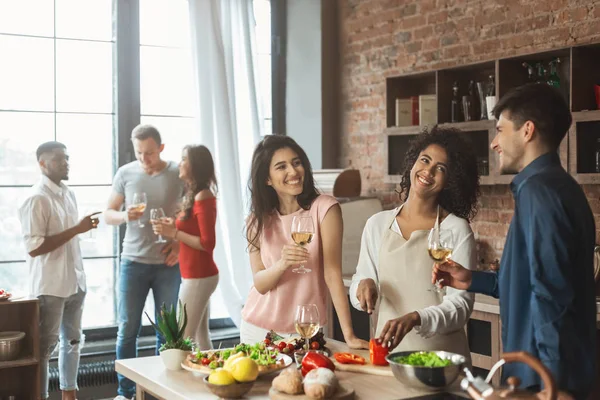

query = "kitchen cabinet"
[0,298,40,400]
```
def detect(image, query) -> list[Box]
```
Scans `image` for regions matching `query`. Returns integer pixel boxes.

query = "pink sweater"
[241,195,339,333]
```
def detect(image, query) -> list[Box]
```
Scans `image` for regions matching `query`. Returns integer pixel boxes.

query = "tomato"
[201,357,211,366]
[277,341,287,351]
[287,343,295,352]
[0,289,4,295]
[264,338,271,345]
[310,341,320,350]
[301,351,335,376]
[334,352,366,365]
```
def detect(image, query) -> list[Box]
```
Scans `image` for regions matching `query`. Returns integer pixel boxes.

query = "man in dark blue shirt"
[434,83,596,399]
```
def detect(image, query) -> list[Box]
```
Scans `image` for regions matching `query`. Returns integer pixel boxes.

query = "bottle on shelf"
[547,57,561,88]
[522,62,535,82]
[451,81,461,123]
[535,62,546,84]
[485,75,496,120]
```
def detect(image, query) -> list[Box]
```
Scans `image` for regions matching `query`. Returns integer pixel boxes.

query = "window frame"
[0,0,282,339]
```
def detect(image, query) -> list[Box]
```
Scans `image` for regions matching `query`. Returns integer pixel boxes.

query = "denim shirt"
[469,152,596,398]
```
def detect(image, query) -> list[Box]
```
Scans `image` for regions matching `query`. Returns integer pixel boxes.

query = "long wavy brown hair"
[398,126,480,221]
[246,135,319,250]
[180,145,217,220]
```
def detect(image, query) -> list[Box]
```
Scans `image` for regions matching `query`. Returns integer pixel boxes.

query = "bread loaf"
[272,366,304,395]
[303,367,338,399]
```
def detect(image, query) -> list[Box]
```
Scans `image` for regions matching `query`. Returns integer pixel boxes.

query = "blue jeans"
[38,290,86,399]
[116,258,181,398]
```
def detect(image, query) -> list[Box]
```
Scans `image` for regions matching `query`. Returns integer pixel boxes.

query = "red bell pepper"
[369,338,389,366]
[301,352,335,376]
[334,352,366,365]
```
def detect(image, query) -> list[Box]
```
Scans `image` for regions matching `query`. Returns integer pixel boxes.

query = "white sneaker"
[114,396,132,400]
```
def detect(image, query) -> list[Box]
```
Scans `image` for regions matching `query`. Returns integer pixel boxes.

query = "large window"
[0,0,273,332]
[0,0,117,329]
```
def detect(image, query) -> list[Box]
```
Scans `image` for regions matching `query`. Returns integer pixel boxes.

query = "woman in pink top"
[240,135,368,349]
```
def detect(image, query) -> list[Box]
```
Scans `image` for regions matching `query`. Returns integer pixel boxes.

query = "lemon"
[228,357,259,382]
[223,351,246,371]
[208,368,236,385]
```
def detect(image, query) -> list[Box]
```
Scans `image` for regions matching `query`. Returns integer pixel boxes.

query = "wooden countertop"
[115,339,466,400]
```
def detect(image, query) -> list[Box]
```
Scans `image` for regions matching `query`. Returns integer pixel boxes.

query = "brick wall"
[337,0,600,262]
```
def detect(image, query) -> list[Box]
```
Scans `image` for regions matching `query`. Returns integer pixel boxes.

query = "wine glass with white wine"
[130,192,147,227]
[291,215,314,274]
[295,304,320,352]
[427,228,455,293]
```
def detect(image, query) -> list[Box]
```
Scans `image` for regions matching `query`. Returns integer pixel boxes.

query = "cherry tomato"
[277,341,287,351]
[264,338,271,345]
[310,341,320,350]
[201,357,211,365]
[287,343,295,352]
[0,289,4,295]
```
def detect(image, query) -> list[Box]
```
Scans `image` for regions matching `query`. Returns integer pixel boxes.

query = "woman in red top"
[152,145,219,349]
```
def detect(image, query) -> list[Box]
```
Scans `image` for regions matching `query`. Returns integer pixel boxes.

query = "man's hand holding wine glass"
[431,259,473,291]
[125,205,145,223]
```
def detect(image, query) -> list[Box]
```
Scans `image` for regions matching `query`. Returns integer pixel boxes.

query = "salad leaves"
[193,341,279,369]
[393,351,452,367]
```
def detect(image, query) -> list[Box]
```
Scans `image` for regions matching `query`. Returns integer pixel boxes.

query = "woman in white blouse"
[349,126,480,359]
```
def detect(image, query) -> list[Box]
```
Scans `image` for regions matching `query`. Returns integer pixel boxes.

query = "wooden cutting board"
[331,360,394,377]
[269,381,354,399]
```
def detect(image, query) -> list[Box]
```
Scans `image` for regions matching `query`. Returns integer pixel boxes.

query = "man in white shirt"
[19,141,99,400]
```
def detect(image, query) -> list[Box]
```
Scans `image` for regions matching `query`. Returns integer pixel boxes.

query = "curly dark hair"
[246,135,319,250]
[398,126,480,221]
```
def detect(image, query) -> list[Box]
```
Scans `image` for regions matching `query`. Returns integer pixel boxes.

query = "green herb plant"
[145,300,193,352]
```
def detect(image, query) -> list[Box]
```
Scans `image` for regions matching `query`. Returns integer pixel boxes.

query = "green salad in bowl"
[392,351,452,367]
[386,350,466,390]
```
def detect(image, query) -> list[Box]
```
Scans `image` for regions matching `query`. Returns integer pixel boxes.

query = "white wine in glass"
[291,215,314,274]
[294,304,320,351]
[427,228,455,293]
[130,192,147,227]
[150,208,167,243]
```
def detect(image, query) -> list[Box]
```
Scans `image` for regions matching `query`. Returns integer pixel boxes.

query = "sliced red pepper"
[301,351,335,376]
[333,352,366,365]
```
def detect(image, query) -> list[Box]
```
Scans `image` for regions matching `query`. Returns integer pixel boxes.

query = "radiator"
[48,360,117,391]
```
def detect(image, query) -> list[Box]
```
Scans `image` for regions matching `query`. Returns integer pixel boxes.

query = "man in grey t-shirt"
[105,124,184,400]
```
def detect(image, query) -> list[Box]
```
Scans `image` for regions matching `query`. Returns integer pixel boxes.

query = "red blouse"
[175,198,219,279]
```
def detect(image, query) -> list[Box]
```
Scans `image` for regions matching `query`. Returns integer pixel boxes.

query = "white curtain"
[188,0,262,326]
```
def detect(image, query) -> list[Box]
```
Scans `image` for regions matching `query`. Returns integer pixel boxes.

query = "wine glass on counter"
[291,215,314,274]
[427,228,455,293]
[130,192,147,227]
[150,208,167,243]
[295,304,320,352]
